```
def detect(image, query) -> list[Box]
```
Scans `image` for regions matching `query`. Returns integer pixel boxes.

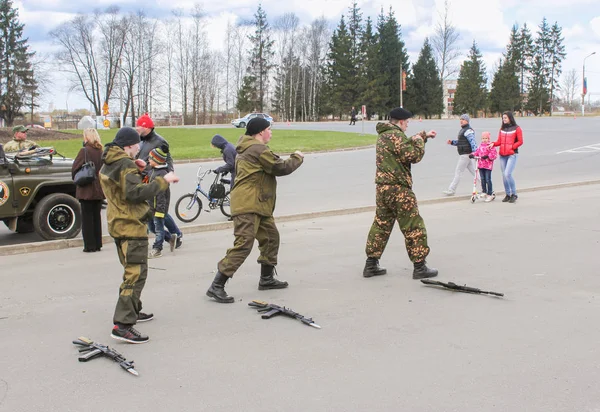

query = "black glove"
[482,155,489,160]
[468,154,474,159]
[160,143,169,154]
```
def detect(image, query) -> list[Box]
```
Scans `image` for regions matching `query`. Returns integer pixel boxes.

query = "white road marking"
[557,143,600,154]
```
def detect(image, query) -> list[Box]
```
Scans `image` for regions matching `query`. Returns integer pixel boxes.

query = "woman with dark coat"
[72,128,105,252]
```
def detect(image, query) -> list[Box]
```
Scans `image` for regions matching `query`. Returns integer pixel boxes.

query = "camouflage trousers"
[365,185,430,263]
[218,213,280,277]
[113,238,148,326]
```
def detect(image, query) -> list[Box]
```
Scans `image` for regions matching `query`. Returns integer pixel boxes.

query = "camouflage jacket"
[4,139,38,152]
[374,122,429,189]
[100,144,168,239]
[231,135,303,217]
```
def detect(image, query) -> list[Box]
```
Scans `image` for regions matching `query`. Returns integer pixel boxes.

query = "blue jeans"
[479,168,493,195]
[148,217,167,250]
[164,213,182,239]
[499,154,518,195]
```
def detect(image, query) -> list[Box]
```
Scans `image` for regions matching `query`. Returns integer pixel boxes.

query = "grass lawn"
[51,128,376,159]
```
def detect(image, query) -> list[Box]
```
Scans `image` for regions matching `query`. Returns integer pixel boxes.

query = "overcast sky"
[14,0,600,112]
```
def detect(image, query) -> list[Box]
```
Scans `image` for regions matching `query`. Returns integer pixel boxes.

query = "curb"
[2,179,599,256]
[174,145,375,165]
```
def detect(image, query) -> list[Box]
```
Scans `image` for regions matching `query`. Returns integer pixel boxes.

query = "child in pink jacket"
[469,131,498,202]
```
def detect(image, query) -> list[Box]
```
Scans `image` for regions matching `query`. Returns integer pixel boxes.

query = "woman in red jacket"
[492,111,523,203]
[72,128,105,252]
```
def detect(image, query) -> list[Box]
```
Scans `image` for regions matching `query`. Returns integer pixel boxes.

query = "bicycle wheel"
[175,194,202,222]
[219,192,231,218]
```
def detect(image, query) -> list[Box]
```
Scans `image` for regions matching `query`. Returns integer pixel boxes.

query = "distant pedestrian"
[363,107,439,280]
[491,111,523,203]
[469,131,498,202]
[72,128,105,252]
[442,114,477,196]
[350,107,357,125]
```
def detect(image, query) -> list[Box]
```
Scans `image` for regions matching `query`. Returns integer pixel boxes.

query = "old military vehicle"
[0,147,81,240]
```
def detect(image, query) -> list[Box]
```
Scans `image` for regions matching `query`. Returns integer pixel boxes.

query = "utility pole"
[582,52,596,117]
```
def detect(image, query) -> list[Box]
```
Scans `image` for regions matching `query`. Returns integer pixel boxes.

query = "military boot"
[258,265,289,290]
[363,257,387,278]
[206,271,234,303]
[412,261,438,279]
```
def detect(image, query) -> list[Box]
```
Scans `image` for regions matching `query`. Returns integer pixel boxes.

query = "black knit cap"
[245,118,271,136]
[389,107,413,120]
[113,127,141,148]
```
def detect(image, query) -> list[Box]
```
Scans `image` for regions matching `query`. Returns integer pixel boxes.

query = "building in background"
[443,79,457,119]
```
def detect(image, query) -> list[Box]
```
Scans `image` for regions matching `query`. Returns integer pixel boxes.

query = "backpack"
[208,174,226,199]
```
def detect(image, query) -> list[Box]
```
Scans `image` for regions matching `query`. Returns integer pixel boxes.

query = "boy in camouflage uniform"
[206,118,304,303]
[363,107,439,280]
[100,127,179,343]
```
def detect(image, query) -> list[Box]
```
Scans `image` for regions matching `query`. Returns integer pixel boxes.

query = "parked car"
[231,113,273,128]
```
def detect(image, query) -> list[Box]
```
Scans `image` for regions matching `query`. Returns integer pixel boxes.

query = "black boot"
[412,261,438,279]
[258,265,289,290]
[206,271,234,303]
[363,257,387,278]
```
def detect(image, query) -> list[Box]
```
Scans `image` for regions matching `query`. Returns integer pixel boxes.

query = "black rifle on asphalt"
[72,336,139,376]
[248,300,321,329]
[421,279,504,297]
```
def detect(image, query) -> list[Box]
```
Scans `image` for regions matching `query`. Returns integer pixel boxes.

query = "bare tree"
[431,0,461,81]
[162,17,180,124]
[305,17,329,121]
[50,7,127,115]
[559,68,579,109]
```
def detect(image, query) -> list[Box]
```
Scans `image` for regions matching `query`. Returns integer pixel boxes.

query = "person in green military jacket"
[206,118,304,303]
[4,126,38,153]
[363,107,439,280]
[100,127,179,343]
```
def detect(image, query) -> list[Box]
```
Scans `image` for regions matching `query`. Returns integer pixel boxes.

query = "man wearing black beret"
[206,118,304,303]
[363,107,439,280]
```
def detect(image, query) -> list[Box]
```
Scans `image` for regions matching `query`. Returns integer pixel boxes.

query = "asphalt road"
[1,184,599,412]
[1,116,599,246]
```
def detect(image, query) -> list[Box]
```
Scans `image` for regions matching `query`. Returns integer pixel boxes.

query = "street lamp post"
[582,52,596,117]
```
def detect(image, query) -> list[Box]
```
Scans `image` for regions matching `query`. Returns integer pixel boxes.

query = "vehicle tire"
[175,193,202,223]
[219,192,231,218]
[33,193,81,240]
[238,122,246,128]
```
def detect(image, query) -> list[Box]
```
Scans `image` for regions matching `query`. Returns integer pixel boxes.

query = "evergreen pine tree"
[325,16,353,117]
[247,4,275,112]
[406,38,443,119]
[516,24,534,98]
[489,59,521,114]
[453,41,487,117]
[0,0,36,126]
[236,75,257,113]
[548,22,566,114]
[346,1,363,108]
[376,8,409,116]
[526,18,552,115]
[359,17,385,119]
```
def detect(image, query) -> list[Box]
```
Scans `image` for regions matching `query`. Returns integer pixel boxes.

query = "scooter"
[470,156,495,203]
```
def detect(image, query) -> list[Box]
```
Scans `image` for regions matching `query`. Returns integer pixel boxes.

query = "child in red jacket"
[469,131,498,202]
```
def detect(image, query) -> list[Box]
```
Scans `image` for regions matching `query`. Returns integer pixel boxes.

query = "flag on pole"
[583,77,588,96]
[402,71,407,91]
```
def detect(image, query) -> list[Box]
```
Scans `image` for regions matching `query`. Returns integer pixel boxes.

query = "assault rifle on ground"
[421,279,504,297]
[72,337,139,376]
[248,300,321,329]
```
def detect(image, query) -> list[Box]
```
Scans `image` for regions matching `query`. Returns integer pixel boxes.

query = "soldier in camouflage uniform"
[100,127,179,343]
[4,126,38,153]
[206,118,304,303]
[363,107,439,280]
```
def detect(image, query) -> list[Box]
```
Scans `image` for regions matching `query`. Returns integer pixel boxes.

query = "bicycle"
[174,166,231,222]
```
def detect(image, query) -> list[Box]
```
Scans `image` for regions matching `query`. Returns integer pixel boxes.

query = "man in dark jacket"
[100,127,179,343]
[211,134,237,188]
[135,113,183,248]
[206,118,304,304]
